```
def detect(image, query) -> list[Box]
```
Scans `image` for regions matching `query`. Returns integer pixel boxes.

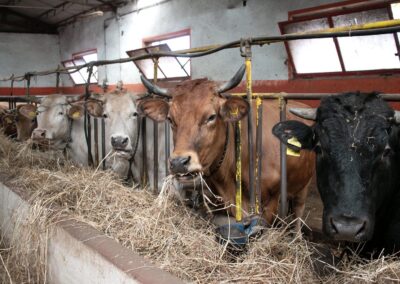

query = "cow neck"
[205,122,229,177]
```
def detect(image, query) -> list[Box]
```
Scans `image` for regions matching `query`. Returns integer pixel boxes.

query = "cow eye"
[103,113,108,118]
[206,114,217,124]
[132,112,138,118]
[58,111,64,115]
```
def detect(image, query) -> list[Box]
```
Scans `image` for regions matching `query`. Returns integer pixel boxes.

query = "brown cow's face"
[16,104,37,141]
[139,84,248,181]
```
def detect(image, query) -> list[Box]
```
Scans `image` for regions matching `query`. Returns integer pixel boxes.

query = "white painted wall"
[58,0,340,87]
[0,33,60,88]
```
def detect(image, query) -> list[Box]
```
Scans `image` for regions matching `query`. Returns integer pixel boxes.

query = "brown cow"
[138,66,315,227]
[0,104,37,141]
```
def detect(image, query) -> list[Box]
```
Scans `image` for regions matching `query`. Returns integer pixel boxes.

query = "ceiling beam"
[95,0,117,12]
[37,1,71,19]
[0,7,57,34]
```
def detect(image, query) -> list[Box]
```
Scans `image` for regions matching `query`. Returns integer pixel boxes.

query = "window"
[62,49,98,85]
[279,1,400,78]
[127,29,191,80]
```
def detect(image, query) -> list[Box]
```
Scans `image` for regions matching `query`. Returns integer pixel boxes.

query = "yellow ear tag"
[286,137,301,157]
[28,111,36,118]
[5,117,12,124]
[72,111,81,119]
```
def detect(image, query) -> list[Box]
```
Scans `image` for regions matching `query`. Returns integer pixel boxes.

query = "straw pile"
[0,133,399,283]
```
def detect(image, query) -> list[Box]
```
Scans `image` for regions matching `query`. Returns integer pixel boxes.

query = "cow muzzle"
[32,128,46,140]
[324,213,371,242]
[169,152,202,182]
[111,134,132,158]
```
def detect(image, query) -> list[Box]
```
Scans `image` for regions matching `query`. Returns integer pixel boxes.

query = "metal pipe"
[235,121,242,222]
[141,118,148,187]
[94,118,99,166]
[231,93,400,101]
[2,20,400,82]
[242,43,256,215]
[102,118,106,170]
[279,98,288,218]
[255,97,263,215]
[153,58,159,193]
[165,122,170,177]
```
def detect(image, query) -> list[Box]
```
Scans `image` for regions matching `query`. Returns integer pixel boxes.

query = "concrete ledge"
[0,182,183,284]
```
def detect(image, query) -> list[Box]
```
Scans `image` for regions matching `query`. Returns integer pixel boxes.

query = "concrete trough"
[0,182,183,284]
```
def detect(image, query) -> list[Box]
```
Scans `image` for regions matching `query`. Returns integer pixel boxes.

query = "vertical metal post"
[9,78,14,110]
[56,66,61,93]
[85,66,94,167]
[94,118,99,167]
[165,122,170,176]
[141,118,148,187]
[101,118,106,170]
[242,40,256,215]
[255,97,263,214]
[153,58,159,192]
[279,97,288,218]
[235,121,242,222]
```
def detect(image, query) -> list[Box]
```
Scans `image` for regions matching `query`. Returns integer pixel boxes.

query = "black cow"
[273,92,400,254]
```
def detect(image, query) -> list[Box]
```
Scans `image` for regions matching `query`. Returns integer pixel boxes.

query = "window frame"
[62,48,98,85]
[141,28,191,81]
[279,0,400,79]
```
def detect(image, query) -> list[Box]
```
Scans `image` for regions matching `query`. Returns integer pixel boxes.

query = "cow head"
[86,92,140,160]
[31,95,84,149]
[138,65,247,182]
[273,93,400,242]
[15,104,37,141]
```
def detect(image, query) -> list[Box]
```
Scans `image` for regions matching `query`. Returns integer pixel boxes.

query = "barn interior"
[1,0,400,283]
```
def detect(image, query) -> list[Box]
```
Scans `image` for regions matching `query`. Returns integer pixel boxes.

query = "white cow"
[31,92,167,188]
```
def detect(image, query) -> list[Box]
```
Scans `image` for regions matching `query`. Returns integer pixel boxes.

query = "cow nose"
[328,214,369,242]
[32,129,46,140]
[169,156,191,173]
[111,135,129,149]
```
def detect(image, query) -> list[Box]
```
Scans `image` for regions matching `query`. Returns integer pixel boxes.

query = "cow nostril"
[182,156,190,165]
[356,221,367,237]
[40,131,45,137]
[122,137,128,145]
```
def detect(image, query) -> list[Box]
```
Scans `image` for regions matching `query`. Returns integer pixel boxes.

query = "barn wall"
[57,0,341,87]
[0,33,60,88]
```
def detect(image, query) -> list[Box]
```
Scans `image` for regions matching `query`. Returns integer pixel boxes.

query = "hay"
[0,133,399,283]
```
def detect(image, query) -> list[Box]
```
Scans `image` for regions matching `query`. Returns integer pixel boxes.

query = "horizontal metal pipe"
[231,93,400,101]
[1,20,400,82]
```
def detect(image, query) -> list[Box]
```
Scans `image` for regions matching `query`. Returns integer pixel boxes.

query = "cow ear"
[85,100,103,118]
[272,120,315,150]
[137,99,169,122]
[220,97,249,122]
[18,104,37,119]
[68,105,84,120]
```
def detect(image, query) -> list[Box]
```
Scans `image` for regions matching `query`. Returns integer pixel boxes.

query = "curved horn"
[216,64,246,94]
[140,76,171,98]
[289,107,317,121]
[394,111,400,123]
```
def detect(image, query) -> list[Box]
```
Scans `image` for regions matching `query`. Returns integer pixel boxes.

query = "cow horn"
[217,64,246,94]
[394,111,400,123]
[289,108,317,121]
[140,76,171,98]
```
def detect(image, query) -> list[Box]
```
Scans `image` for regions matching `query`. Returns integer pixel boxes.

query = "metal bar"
[94,118,99,167]
[87,114,92,166]
[230,93,400,101]
[244,53,256,215]
[279,98,288,218]
[165,122,170,177]
[101,118,106,170]
[153,58,159,193]
[255,97,263,215]
[141,118,148,187]
[235,121,242,222]
[2,20,400,82]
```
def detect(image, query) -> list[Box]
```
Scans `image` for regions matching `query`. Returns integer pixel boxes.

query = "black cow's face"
[273,93,399,243]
